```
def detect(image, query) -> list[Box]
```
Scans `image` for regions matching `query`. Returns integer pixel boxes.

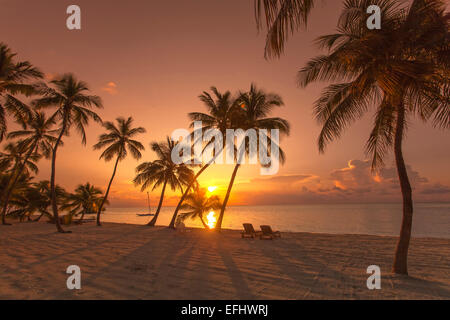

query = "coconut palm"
[180,187,222,229]
[62,183,106,223]
[254,0,316,58]
[216,84,290,231]
[134,137,195,227]
[0,111,58,225]
[32,181,67,222]
[0,43,43,140]
[93,117,146,226]
[169,87,239,228]
[0,142,39,224]
[0,172,33,221]
[298,0,449,274]
[33,73,103,233]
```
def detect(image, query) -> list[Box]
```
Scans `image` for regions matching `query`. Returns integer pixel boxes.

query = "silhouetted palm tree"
[62,183,105,223]
[169,87,238,228]
[298,0,449,274]
[0,43,43,140]
[32,181,67,222]
[0,111,58,225]
[93,117,146,226]
[33,73,103,233]
[216,84,290,231]
[134,137,195,227]
[180,187,221,229]
[254,0,316,58]
[0,142,38,224]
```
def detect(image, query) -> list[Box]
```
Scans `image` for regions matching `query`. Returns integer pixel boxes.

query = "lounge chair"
[241,223,261,238]
[260,225,281,240]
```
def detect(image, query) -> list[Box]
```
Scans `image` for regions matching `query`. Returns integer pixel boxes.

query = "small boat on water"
[137,192,154,217]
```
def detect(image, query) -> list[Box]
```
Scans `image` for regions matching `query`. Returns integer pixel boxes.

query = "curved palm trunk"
[1,144,37,225]
[96,155,120,226]
[34,213,45,222]
[168,161,215,229]
[200,215,209,229]
[216,164,241,232]
[392,105,413,275]
[147,180,168,226]
[51,124,68,233]
[78,210,87,223]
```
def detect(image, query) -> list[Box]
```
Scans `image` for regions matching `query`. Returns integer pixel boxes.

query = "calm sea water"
[98,203,450,238]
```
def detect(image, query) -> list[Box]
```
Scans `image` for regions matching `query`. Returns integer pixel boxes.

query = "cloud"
[102,82,118,95]
[231,159,449,205]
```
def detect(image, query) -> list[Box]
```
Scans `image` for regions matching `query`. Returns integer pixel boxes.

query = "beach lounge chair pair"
[241,223,281,240]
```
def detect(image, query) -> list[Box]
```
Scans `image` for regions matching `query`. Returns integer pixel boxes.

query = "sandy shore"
[0,221,449,300]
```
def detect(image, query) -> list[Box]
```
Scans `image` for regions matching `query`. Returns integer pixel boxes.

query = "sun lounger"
[241,223,261,238]
[260,225,281,240]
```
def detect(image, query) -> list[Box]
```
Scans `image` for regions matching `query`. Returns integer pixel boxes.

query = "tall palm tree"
[134,137,195,227]
[216,84,290,231]
[33,73,103,233]
[0,111,58,225]
[62,183,105,223]
[180,187,221,229]
[93,117,146,226]
[0,142,39,224]
[254,0,316,58]
[169,87,238,228]
[0,43,43,140]
[298,0,449,274]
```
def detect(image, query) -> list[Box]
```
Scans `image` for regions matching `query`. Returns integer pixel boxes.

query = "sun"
[207,186,217,193]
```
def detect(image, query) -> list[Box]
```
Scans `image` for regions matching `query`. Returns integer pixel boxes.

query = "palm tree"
[32,181,67,222]
[298,0,449,274]
[180,187,221,229]
[216,84,290,231]
[0,43,43,140]
[0,172,33,222]
[254,0,316,58]
[134,137,195,227]
[93,117,146,226]
[169,87,238,228]
[0,142,39,224]
[62,183,105,223]
[33,74,103,233]
[0,111,58,225]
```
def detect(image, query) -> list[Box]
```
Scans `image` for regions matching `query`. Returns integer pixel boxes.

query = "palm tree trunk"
[200,216,209,229]
[96,155,120,226]
[79,210,86,223]
[168,161,213,229]
[34,213,44,222]
[51,123,68,233]
[216,164,241,232]
[1,144,37,225]
[148,180,168,226]
[392,104,413,275]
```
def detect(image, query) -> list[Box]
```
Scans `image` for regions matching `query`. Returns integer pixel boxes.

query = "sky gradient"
[1,0,449,207]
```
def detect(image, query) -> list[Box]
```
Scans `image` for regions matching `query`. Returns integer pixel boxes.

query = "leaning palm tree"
[93,117,146,226]
[254,0,316,58]
[216,84,290,231]
[33,73,103,233]
[0,142,39,224]
[180,187,222,229]
[0,43,43,140]
[134,137,195,227]
[298,0,449,274]
[62,183,105,223]
[0,111,58,225]
[169,87,239,228]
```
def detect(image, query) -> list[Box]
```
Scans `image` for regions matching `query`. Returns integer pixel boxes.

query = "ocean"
[98,203,450,238]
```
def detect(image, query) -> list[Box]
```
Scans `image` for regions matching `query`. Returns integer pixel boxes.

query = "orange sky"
[1,0,449,206]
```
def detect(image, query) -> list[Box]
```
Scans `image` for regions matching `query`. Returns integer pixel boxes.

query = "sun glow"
[207,186,217,193]
[206,211,217,229]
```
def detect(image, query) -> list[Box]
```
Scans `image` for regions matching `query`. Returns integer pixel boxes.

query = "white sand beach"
[0,222,449,300]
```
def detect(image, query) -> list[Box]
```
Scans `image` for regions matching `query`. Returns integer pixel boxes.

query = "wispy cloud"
[102,81,118,95]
